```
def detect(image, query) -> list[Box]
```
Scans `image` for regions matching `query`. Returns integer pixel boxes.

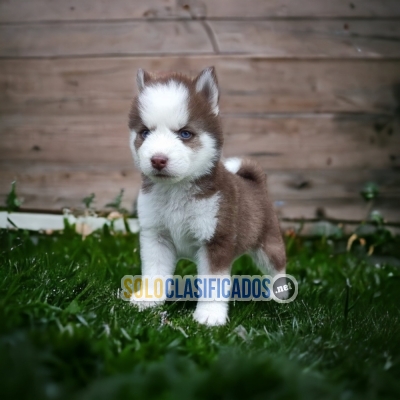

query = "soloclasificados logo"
[121,274,298,303]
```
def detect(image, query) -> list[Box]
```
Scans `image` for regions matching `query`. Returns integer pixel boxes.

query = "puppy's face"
[129,68,223,184]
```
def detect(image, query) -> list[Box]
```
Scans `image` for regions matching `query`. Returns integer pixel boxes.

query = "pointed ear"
[195,67,219,115]
[136,68,152,92]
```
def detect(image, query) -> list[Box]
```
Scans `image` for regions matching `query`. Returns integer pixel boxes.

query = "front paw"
[193,302,228,326]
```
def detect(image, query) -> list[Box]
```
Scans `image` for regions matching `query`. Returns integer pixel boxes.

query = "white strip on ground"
[0,212,139,233]
[1,212,398,237]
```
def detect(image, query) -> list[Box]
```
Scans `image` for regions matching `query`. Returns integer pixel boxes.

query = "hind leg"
[251,239,286,277]
[251,239,287,299]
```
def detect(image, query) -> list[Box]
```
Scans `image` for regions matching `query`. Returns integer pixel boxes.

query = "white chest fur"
[138,183,220,260]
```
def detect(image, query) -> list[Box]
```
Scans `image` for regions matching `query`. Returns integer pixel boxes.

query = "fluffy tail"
[223,158,266,186]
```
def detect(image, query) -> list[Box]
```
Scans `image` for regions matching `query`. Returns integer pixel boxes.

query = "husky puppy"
[128,67,286,326]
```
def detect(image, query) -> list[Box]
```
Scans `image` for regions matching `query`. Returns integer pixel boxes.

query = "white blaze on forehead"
[138,81,189,130]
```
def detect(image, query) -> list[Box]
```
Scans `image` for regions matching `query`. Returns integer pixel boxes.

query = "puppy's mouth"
[150,171,176,179]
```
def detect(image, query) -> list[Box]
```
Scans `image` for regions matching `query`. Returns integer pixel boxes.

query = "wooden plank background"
[0,0,399,222]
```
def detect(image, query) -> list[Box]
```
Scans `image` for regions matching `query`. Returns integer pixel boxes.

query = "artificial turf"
[0,225,399,400]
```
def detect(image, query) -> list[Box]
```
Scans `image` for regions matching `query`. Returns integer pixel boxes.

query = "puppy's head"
[129,67,223,184]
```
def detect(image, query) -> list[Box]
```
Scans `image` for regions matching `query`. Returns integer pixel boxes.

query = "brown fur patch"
[195,161,286,274]
[128,97,147,154]
[236,159,266,185]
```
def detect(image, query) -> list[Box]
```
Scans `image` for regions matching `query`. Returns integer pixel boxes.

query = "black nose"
[151,155,168,171]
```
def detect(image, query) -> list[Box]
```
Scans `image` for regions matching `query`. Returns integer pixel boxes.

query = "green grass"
[0,226,400,400]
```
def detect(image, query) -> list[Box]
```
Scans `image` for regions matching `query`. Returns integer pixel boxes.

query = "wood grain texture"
[1,0,399,22]
[1,20,400,58]
[199,0,400,19]
[1,162,399,221]
[1,0,399,223]
[210,20,400,58]
[223,115,400,170]
[0,21,213,57]
[1,57,400,116]
[1,115,399,170]
[0,162,142,212]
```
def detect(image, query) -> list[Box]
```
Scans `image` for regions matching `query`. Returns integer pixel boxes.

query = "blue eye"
[141,129,150,139]
[179,130,192,139]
